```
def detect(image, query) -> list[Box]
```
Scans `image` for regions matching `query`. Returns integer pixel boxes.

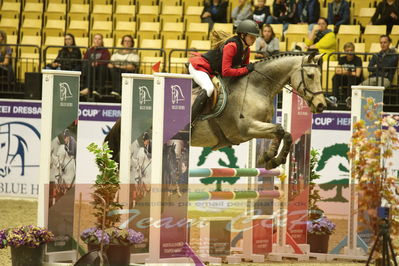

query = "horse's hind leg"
[265,132,292,169]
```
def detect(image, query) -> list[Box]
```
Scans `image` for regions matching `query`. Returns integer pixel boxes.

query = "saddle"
[195,76,228,121]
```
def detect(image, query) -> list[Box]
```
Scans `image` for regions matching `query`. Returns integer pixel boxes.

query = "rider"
[142,132,152,159]
[188,19,260,122]
[63,129,77,158]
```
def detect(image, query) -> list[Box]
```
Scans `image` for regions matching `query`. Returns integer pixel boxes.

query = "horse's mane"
[254,52,306,66]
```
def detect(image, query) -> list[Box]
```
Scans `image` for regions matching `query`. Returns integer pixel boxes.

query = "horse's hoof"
[265,160,275,170]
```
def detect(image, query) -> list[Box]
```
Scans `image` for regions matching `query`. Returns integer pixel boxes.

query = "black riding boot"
[191,89,209,123]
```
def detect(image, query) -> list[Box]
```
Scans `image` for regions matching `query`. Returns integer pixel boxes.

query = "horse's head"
[290,53,327,113]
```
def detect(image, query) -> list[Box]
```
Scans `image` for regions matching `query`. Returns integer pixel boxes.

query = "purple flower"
[2,225,54,248]
[0,230,7,249]
[307,216,336,235]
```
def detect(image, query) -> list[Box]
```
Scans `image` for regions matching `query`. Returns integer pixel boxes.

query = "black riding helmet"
[236,20,260,37]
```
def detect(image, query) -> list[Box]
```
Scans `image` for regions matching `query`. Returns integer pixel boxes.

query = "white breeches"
[189,63,214,97]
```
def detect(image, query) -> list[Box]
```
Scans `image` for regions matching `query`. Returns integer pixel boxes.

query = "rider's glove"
[246,63,255,73]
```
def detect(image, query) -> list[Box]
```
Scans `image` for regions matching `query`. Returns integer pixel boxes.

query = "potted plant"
[307,216,336,253]
[307,148,336,253]
[0,225,54,266]
[81,142,143,266]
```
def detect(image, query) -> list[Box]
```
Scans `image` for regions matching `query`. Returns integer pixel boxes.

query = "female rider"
[189,19,260,122]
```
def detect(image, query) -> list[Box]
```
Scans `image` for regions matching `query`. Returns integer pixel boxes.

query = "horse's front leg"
[241,121,291,169]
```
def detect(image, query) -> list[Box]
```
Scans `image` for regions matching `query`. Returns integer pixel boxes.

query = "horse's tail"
[210,30,234,50]
[104,118,121,165]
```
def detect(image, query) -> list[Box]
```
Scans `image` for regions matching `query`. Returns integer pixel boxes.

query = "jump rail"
[188,190,282,201]
[189,168,282,178]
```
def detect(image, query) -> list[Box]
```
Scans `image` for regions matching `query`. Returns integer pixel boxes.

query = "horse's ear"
[313,53,325,64]
[307,52,317,63]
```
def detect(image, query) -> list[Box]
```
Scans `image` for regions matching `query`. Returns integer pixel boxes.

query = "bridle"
[252,55,324,108]
[294,56,325,107]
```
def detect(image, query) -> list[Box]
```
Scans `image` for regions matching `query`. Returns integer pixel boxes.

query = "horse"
[130,140,152,202]
[162,142,181,197]
[105,53,326,170]
[50,135,76,201]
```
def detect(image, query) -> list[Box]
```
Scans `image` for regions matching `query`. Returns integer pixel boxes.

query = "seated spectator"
[201,0,228,31]
[297,0,320,25]
[361,35,398,88]
[371,0,399,34]
[232,0,253,28]
[305,17,337,61]
[255,24,280,59]
[327,0,350,32]
[0,30,14,88]
[266,0,298,31]
[81,33,110,97]
[252,0,271,28]
[48,33,82,71]
[332,42,363,102]
[107,35,139,98]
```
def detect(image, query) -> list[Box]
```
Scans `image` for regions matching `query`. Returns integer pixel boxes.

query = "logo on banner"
[0,122,40,178]
[59,82,73,102]
[139,86,152,105]
[171,85,185,104]
[171,85,185,110]
[297,96,309,116]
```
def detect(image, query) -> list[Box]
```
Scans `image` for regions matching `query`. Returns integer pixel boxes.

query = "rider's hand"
[246,63,255,72]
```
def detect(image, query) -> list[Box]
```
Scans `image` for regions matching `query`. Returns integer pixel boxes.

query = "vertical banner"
[150,73,191,262]
[283,89,311,245]
[38,70,80,255]
[120,74,154,261]
[348,86,384,254]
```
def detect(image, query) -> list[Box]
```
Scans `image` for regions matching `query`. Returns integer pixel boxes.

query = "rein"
[252,56,324,107]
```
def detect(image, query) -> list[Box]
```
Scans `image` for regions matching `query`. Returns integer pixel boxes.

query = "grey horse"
[191,52,326,169]
[105,53,327,170]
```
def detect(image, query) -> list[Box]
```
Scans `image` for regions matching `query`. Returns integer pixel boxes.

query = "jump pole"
[329,85,384,260]
[189,167,283,263]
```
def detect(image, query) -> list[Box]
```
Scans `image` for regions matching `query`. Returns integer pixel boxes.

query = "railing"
[0,44,41,98]
[325,51,399,111]
[2,44,399,111]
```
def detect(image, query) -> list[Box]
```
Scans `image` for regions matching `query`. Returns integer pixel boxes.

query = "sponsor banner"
[286,93,311,245]
[48,74,79,252]
[159,77,191,259]
[0,117,41,197]
[129,77,154,254]
[0,100,41,118]
[78,104,121,122]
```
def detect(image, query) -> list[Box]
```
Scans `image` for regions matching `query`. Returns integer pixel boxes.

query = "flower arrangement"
[80,227,144,246]
[81,142,144,247]
[0,225,54,249]
[307,216,336,235]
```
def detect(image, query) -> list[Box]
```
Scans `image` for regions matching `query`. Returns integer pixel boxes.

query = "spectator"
[252,0,271,28]
[361,35,398,88]
[297,0,320,25]
[201,0,228,31]
[266,0,297,31]
[332,42,363,102]
[48,33,82,71]
[327,0,350,31]
[232,0,253,28]
[0,30,15,88]
[81,33,110,97]
[108,35,139,98]
[255,24,280,59]
[371,0,399,34]
[305,17,337,61]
